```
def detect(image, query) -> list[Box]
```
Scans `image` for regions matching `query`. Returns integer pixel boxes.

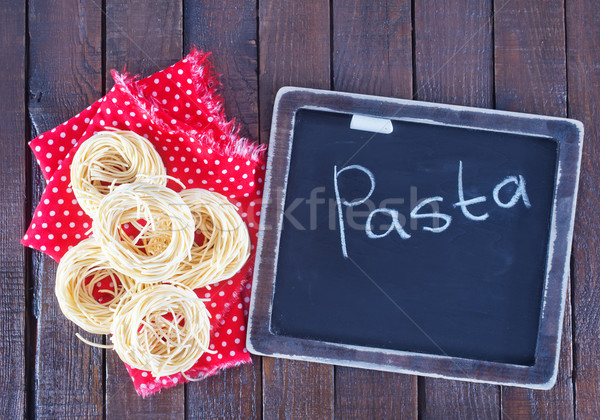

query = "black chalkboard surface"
[248,87,583,389]
[272,108,556,366]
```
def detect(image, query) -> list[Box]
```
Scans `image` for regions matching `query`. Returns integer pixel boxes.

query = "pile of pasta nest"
[55,129,250,379]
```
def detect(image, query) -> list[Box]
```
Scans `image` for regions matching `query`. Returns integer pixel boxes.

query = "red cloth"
[22,49,265,397]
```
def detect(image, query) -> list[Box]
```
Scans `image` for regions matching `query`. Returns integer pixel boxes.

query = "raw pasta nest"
[93,182,195,283]
[169,188,251,289]
[70,129,166,217]
[55,237,136,334]
[110,284,212,377]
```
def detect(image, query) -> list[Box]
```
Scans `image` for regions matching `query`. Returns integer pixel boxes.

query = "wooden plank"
[262,358,334,419]
[27,0,104,417]
[105,360,184,418]
[103,1,185,417]
[567,0,600,417]
[105,0,183,86]
[186,356,261,419]
[258,0,333,418]
[335,369,416,420]
[413,1,499,418]
[184,0,259,140]
[414,0,493,107]
[0,0,26,418]
[420,380,499,419]
[494,0,567,116]
[184,1,262,418]
[332,0,412,97]
[494,1,574,418]
[258,0,331,143]
[331,1,417,418]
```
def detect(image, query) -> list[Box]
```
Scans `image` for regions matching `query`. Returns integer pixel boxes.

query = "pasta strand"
[71,129,166,217]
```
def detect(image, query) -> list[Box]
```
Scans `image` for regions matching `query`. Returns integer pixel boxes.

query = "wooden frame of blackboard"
[247,87,583,389]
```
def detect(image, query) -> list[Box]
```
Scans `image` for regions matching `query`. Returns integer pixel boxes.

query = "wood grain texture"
[414,1,499,418]
[494,0,567,115]
[414,0,493,107]
[420,380,500,420]
[335,369,417,420]
[259,1,333,418]
[105,0,183,87]
[262,358,334,420]
[184,0,259,140]
[332,1,417,418]
[3,0,594,417]
[103,1,185,418]
[258,0,331,144]
[186,356,261,420]
[495,1,574,418]
[184,1,261,417]
[567,0,600,417]
[500,295,574,419]
[0,0,26,418]
[332,0,412,97]
[105,359,184,420]
[28,0,104,418]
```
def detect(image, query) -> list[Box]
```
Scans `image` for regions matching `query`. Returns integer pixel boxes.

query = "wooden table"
[1,0,598,418]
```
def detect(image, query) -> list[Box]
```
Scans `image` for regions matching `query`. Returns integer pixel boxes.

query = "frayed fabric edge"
[133,267,255,398]
[111,48,267,165]
[136,356,253,398]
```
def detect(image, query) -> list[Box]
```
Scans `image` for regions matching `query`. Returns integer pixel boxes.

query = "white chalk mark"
[334,164,376,258]
[410,196,452,233]
[493,175,532,209]
[350,114,394,134]
[335,165,376,207]
[453,160,489,221]
[365,208,411,239]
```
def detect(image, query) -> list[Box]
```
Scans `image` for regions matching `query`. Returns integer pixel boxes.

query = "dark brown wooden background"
[1,0,598,418]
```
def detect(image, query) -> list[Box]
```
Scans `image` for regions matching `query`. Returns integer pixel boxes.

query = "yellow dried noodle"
[170,188,251,289]
[71,129,166,217]
[93,182,195,283]
[59,128,254,372]
[55,237,136,334]
[110,284,212,377]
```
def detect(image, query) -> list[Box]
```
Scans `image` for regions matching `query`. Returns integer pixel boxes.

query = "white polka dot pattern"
[21,49,265,397]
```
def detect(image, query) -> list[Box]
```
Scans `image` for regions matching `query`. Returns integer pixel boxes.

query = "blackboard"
[272,108,557,365]
[248,87,583,389]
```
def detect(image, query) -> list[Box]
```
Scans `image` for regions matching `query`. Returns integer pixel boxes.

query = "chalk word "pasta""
[333,161,531,258]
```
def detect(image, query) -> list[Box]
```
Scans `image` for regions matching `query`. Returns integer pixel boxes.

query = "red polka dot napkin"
[22,49,266,397]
